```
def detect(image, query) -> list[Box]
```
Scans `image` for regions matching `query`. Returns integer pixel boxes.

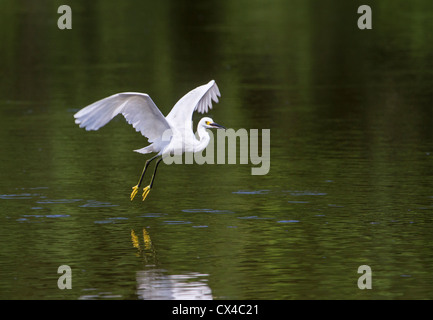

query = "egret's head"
[200,117,226,130]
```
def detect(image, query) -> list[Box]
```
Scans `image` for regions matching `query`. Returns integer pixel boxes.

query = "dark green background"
[0,0,432,299]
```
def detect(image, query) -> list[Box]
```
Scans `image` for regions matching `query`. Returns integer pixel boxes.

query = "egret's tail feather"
[134,146,154,154]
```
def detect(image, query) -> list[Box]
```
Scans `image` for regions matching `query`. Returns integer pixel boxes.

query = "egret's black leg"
[131,154,159,201]
[142,157,163,201]
[150,158,163,188]
[137,155,160,188]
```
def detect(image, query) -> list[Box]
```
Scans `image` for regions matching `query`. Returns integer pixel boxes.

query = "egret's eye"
[206,121,210,125]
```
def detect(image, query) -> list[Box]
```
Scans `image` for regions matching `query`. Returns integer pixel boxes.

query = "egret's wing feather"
[74,92,171,144]
[165,80,220,133]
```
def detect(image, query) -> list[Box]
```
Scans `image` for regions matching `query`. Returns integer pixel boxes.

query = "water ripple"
[284,190,327,196]
[232,190,270,195]
[37,199,81,204]
[80,200,118,208]
[277,220,300,223]
[0,193,34,200]
[182,208,234,214]
[163,220,192,225]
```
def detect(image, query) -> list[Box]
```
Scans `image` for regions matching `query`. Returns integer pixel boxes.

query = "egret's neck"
[194,125,210,153]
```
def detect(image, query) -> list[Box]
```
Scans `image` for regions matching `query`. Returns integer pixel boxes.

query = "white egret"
[74,80,225,201]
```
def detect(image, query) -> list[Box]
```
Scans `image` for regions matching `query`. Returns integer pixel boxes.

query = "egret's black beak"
[210,122,226,130]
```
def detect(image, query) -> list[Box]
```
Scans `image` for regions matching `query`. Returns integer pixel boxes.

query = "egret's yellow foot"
[142,186,151,201]
[131,185,139,201]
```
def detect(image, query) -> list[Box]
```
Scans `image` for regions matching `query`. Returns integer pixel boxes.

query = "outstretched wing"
[74,92,171,145]
[165,80,220,134]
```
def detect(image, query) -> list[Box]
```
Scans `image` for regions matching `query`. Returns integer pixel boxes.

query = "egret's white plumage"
[73,80,224,201]
[74,80,221,155]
